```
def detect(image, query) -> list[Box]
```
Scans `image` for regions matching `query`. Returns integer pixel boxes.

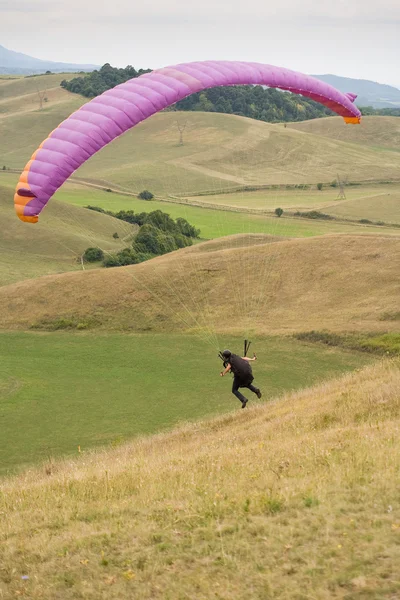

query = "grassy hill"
[287,115,400,153]
[0,233,399,334]
[0,180,135,286]
[1,76,400,192]
[1,358,399,599]
[71,112,400,193]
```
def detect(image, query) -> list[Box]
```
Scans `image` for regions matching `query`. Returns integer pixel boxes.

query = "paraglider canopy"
[14,60,361,223]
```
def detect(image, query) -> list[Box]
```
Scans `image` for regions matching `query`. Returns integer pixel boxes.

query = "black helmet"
[222,349,232,359]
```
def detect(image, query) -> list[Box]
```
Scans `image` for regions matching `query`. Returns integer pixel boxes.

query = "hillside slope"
[0,233,399,333]
[0,182,135,286]
[287,115,400,153]
[1,359,399,599]
[1,75,400,192]
[73,112,400,192]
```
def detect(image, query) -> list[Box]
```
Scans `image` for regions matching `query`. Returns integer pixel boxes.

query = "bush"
[275,207,284,218]
[176,217,201,238]
[83,247,104,262]
[294,210,334,220]
[317,183,323,191]
[103,255,122,268]
[112,232,119,239]
[138,190,154,200]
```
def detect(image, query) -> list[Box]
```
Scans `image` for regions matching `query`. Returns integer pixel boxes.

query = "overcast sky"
[1,0,399,88]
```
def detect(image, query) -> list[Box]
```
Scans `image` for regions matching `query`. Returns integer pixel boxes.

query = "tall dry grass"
[1,233,399,335]
[1,359,400,599]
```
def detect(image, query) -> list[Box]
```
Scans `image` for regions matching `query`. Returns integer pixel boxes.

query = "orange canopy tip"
[343,116,361,124]
[18,214,39,224]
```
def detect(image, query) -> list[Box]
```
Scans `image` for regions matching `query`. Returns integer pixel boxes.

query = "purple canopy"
[14,60,361,222]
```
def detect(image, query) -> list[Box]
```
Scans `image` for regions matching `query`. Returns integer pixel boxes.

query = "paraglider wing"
[14,61,361,223]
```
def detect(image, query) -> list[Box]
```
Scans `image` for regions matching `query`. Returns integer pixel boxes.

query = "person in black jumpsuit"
[220,349,262,408]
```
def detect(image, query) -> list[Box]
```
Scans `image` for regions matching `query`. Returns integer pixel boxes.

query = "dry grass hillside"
[287,115,400,152]
[75,112,400,193]
[0,233,399,333]
[0,73,81,118]
[1,75,400,194]
[1,359,399,599]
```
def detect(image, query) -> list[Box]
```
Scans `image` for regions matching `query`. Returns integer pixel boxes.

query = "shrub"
[83,247,104,262]
[103,255,122,268]
[294,210,334,220]
[275,207,284,218]
[112,232,119,239]
[138,190,154,200]
[317,183,323,191]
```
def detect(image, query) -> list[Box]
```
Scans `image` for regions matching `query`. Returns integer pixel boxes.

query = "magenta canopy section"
[14,60,361,223]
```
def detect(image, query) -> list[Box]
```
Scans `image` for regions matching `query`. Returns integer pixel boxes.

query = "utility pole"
[36,86,48,110]
[176,120,188,146]
[336,173,346,200]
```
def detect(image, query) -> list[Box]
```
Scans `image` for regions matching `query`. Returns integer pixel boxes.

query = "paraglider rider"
[220,350,262,408]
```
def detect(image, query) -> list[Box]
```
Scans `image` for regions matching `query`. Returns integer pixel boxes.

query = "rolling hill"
[287,115,400,153]
[0,181,135,286]
[2,74,400,198]
[0,233,399,334]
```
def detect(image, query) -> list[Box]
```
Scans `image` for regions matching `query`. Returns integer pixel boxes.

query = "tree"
[83,247,104,262]
[134,224,161,254]
[317,183,323,191]
[138,190,154,200]
[275,207,284,218]
[145,210,177,232]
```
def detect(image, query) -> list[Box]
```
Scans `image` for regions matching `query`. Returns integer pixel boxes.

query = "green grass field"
[0,331,372,476]
[53,183,400,238]
[3,171,399,254]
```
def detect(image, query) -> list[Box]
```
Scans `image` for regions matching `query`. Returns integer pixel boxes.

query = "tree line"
[61,63,400,126]
[61,63,334,123]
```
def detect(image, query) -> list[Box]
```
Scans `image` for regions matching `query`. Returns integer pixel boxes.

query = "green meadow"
[0,331,372,476]
[56,185,400,238]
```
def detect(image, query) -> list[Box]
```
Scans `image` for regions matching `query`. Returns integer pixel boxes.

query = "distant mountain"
[0,44,99,75]
[313,74,400,109]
